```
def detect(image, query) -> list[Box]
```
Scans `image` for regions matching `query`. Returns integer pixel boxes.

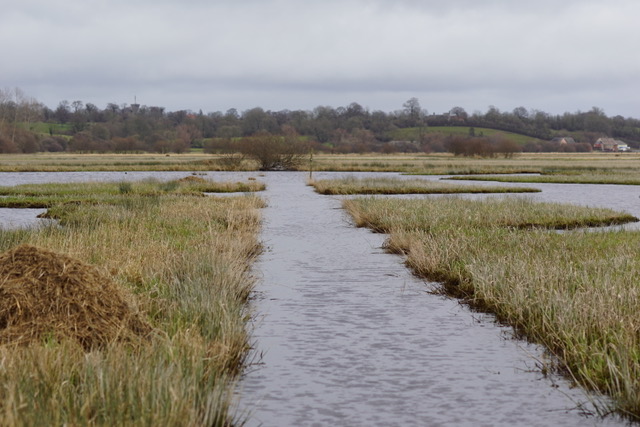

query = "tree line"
[1,88,639,156]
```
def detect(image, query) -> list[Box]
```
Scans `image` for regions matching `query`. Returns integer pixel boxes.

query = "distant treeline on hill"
[1,89,639,155]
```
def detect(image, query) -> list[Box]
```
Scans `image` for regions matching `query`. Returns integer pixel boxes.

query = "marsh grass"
[0,153,216,172]
[310,176,540,195]
[0,181,264,425]
[309,177,540,195]
[0,178,265,209]
[446,171,640,185]
[4,152,640,175]
[343,196,640,419]
[308,152,640,174]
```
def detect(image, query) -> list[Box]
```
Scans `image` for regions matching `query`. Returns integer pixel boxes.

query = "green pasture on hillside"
[387,126,541,145]
[22,122,73,136]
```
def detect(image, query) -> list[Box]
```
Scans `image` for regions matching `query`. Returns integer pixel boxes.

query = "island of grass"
[343,195,640,419]
[0,180,263,425]
[310,176,540,195]
[0,176,265,209]
[444,171,640,185]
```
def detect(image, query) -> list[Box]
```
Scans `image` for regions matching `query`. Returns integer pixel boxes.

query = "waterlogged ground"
[0,171,636,426]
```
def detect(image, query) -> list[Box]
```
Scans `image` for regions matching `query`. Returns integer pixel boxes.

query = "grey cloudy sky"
[2,0,639,116]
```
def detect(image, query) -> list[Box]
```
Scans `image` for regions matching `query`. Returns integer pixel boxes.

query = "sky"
[2,0,640,117]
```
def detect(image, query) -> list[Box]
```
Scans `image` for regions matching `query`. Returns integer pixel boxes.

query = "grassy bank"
[0,181,264,425]
[310,176,539,195]
[343,196,640,418]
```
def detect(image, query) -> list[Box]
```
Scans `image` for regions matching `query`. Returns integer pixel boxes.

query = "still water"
[0,171,636,426]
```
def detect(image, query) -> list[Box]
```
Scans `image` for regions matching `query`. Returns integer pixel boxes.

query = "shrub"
[237,131,308,171]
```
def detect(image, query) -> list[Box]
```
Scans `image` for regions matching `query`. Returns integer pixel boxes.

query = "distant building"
[551,136,576,144]
[131,96,140,113]
[594,137,628,152]
[617,141,630,152]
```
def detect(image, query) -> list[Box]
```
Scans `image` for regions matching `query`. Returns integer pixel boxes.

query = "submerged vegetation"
[310,176,539,195]
[343,196,640,418]
[0,180,264,425]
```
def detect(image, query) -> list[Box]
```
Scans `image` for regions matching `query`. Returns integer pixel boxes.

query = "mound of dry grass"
[0,244,152,350]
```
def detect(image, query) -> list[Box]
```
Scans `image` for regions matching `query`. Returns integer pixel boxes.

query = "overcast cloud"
[2,0,639,116]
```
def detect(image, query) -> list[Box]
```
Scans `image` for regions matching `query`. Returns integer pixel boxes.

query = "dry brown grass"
[3,152,640,174]
[0,244,152,350]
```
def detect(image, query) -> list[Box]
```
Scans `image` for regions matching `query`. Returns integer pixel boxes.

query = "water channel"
[0,171,637,426]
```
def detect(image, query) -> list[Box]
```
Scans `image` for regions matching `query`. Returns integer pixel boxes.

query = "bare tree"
[402,97,424,127]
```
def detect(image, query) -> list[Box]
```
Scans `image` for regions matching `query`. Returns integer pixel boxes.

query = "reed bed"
[343,196,640,419]
[0,177,265,209]
[0,181,264,425]
[310,176,539,195]
[0,153,262,172]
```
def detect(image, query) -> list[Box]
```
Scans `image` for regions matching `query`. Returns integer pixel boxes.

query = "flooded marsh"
[1,170,638,426]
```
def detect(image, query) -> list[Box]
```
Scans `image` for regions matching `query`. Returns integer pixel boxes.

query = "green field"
[21,121,73,136]
[387,126,541,145]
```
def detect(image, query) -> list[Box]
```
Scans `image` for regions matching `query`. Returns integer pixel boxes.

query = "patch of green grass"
[23,121,73,135]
